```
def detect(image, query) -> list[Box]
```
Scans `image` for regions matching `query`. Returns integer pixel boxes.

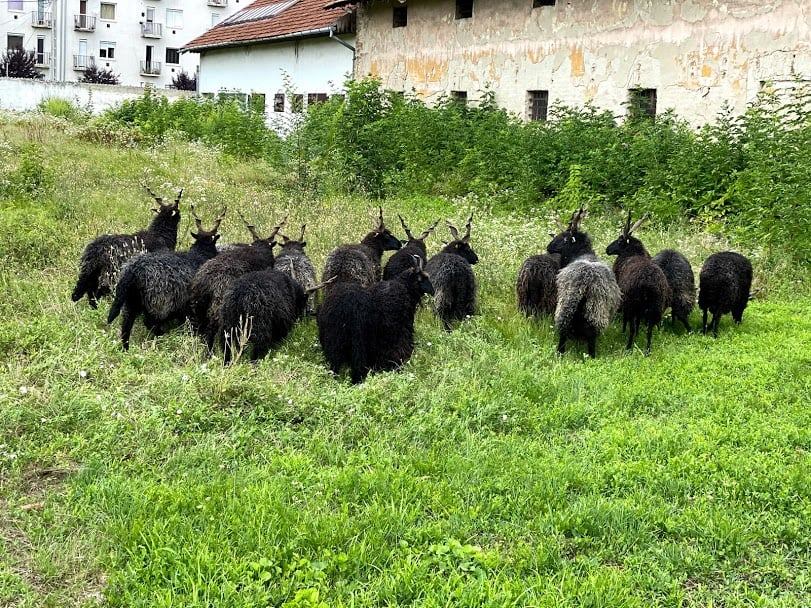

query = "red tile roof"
[184,0,354,52]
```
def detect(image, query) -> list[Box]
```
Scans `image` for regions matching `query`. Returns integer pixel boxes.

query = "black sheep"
[698,251,753,337]
[425,215,479,331]
[318,256,434,383]
[653,249,695,331]
[188,212,286,351]
[547,208,621,358]
[606,213,671,354]
[72,185,182,308]
[516,251,561,317]
[383,215,439,279]
[221,271,331,363]
[275,224,318,315]
[322,207,402,293]
[107,206,225,350]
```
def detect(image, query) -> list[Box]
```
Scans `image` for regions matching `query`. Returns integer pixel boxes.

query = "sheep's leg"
[645,320,654,355]
[680,314,691,333]
[711,313,721,338]
[350,366,369,384]
[702,308,708,335]
[120,308,136,351]
[557,334,566,355]
[626,318,637,350]
[251,344,270,362]
[587,337,596,359]
[204,327,218,354]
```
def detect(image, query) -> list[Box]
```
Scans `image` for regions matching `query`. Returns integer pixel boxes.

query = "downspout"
[328,27,355,57]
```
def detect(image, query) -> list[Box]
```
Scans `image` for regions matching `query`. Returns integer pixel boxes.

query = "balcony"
[140,61,162,76]
[141,22,163,38]
[34,51,51,67]
[31,11,52,28]
[74,14,96,31]
[208,0,228,6]
[73,55,95,70]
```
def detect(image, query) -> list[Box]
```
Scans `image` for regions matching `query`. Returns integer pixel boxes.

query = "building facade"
[184,0,356,128]
[1,0,242,87]
[346,0,811,125]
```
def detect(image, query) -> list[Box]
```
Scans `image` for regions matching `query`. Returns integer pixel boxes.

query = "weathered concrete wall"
[0,77,191,113]
[354,0,811,124]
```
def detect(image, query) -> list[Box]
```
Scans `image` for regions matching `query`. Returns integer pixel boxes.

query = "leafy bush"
[81,64,120,85]
[0,49,44,80]
[37,97,89,122]
[0,143,50,196]
[172,71,197,92]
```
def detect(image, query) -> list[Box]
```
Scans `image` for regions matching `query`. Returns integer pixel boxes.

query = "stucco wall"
[198,36,356,129]
[0,77,191,113]
[354,0,811,124]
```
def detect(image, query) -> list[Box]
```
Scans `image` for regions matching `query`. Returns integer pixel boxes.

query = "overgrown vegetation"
[0,49,44,80]
[80,64,121,85]
[171,70,197,92]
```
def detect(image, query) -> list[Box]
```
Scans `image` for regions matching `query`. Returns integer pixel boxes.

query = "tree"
[0,49,44,80]
[81,65,120,85]
[172,71,197,92]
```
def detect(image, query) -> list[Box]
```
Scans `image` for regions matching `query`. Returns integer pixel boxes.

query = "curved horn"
[629,212,648,235]
[267,214,288,242]
[211,207,227,234]
[418,219,440,241]
[190,204,204,232]
[299,224,306,241]
[398,214,415,241]
[237,210,262,241]
[446,220,460,241]
[306,275,337,294]
[143,183,163,208]
[462,213,473,242]
[411,254,425,272]
[173,188,183,207]
[377,206,385,230]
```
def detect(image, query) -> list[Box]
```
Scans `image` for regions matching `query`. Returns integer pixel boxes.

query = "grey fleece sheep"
[107,207,225,350]
[188,212,286,351]
[72,186,182,308]
[548,208,621,358]
[425,215,479,331]
[275,224,318,315]
[653,249,695,331]
[322,207,402,294]
[606,213,671,354]
[698,251,753,337]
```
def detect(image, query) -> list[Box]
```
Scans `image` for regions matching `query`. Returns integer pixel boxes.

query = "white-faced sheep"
[653,249,695,331]
[383,215,440,280]
[318,256,434,384]
[547,208,621,358]
[72,185,182,308]
[275,224,318,315]
[698,251,753,337]
[425,215,479,331]
[605,213,671,354]
[107,206,225,350]
[321,207,402,293]
[188,212,286,351]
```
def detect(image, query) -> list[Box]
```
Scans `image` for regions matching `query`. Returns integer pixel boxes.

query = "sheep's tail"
[554,274,588,336]
[349,316,369,384]
[107,266,135,324]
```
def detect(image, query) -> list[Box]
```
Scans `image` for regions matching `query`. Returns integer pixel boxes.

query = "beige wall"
[354,0,811,124]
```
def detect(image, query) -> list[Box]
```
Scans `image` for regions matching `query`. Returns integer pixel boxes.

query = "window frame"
[6,33,24,51]
[99,40,116,60]
[7,0,23,12]
[99,2,116,21]
[627,88,657,120]
[532,0,555,7]
[273,93,285,113]
[166,8,184,29]
[527,90,549,122]
[165,47,180,65]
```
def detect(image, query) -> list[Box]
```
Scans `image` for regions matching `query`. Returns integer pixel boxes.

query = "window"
[165,47,180,64]
[7,0,23,11]
[291,94,303,113]
[455,0,473,19]
[628,88,657,119]
[166,9,183,28]
[307,93,328,106]
[393,5,407,27]
[532,0,555,6]
[527,90,548,121]
[211,13,220,27]
[6,34,23,50]
[99,41,116,59]
[100,3,116,20]
[451,90,468,104]
[273,93,284,112]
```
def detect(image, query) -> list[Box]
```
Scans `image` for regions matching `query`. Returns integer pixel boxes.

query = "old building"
[335,0,811,124]
[184,0,356,127]
[0,0,242,87]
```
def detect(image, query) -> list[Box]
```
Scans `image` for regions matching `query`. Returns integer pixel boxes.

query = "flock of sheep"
[71,186,754,383]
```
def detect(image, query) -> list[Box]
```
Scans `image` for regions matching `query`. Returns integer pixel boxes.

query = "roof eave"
[183,26,337,53]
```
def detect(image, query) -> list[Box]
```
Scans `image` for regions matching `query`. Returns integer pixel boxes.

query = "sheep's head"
[278,224,308,252]
[606,211,648,257]
[190,205,227,251]
[401,255,434,296]
[546,207,593,265]
[239,211,286,251]
[442,214,479,264]
[365,207,402,252]
[398,215,440,252]
[144,184,182,223]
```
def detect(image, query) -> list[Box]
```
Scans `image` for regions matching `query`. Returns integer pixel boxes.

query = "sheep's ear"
[548,232,556,238]
[191,231,199,239]
[214,234,221,242]
[300,241,307,247]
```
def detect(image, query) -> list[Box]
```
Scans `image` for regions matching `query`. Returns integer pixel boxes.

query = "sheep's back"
[127,251,199,319]
[616,257,671,320]
[426,254,475,301]
[699,252,752,312]
[517,254,560,315]
[556,256,620,334]
[384,244,426,280]
[323,244,379,291]
[653,249,695,313]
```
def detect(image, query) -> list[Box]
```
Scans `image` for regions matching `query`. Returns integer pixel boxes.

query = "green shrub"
[37,97,88,122]
[0,143,50,196]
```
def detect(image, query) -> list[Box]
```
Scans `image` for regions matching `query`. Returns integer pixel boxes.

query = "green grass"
[1,118,810,607]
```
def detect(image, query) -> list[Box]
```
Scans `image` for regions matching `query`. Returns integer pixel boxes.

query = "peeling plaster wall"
[354,0,811,124]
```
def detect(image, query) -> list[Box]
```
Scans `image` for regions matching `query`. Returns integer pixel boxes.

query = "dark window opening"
[165,47,180,64]
[455,0,473,19]
[532,0,555,6]
[273,93,284,112]
[393,5,407,27]
[527,90,548,121]
[451,90,467,104]
[7,34,24,51]
[628,88,657,119]
[291,94,303,113]
[307,93,328,106]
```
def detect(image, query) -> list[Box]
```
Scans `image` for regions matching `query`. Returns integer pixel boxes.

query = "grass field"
[1,119,810,607]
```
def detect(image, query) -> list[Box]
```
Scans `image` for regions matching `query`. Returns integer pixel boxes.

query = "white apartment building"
[1,0,245,87]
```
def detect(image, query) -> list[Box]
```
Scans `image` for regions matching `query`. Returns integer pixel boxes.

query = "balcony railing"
[208,0,228,6]
[73,55,95,70]
[31,11,53,27]
[141,22,163,38]
[74,14,96,31]
[140,61,162,76]
[34,51,51,67]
